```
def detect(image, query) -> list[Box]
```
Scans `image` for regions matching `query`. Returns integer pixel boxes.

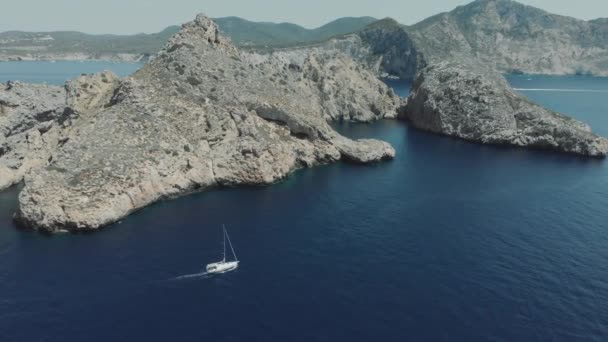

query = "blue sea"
[0,61,142,84]
[1,63,608,341]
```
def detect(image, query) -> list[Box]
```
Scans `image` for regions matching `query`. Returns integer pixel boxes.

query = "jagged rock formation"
[5,5,608,234]
[276,0,608,79]
[402,61,608,156]
[13,15,400,233]
[282,18,423,80]
[408,0,608,76]
[3,0,607,78]
[0,17,377,61]
[0,71,119,190]
[214,16,377,47]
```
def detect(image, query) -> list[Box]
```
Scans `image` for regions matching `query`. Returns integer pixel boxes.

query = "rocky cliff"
[281,0,608,79]
[402,61,608,156]
[10,15,400,233]
[3,0,607,78]
[408,0,608,76]
[296,18,423,80]
[0,72,120,190]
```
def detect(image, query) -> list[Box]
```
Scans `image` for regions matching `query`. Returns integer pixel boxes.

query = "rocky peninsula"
[4,0,607,79]
[408,0,608,77]
[4,15,400,233]
[401,61,608,156]
[269,0,608,80]
[1,9,608,234]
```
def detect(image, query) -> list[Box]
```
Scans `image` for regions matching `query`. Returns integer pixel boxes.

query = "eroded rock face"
[15,14,399,233]
[268,18,423,81]
[408,0,608,76]
[402,61,608,157]
[0,71,120,191]
[0,82,69,190]
[288,0,608,79]
[66,71,120,113]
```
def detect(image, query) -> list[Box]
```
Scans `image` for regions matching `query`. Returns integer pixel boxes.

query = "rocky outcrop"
[356,19,424,79]
[408,0,608,76]
[0,71,120,191]
[318,18,423,80]
[0,82,69,190]
[66,71,120,113]
[4,0,607,79]
[402,61,608,157]
[260,18,423,80]
[279,0,608,79]
[13,15,399,233]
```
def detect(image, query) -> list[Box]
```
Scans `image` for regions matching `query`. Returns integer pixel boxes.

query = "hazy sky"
[1,0,606,34]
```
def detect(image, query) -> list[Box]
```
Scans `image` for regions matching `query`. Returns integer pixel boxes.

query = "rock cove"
[3,0,608,79]
[4,15,399,232]
[0,8,607,233]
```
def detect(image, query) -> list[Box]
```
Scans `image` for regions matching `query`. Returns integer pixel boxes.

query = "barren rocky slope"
[279,0,608,79]
[0,17,375,62]
[3,0,607,78]
[3,5,608,234]
[10,15,400,232]
[0,72,120,190]
[255,0,608,79]
[408,0,608,76]
[402,61,608,156]
[265,18,423,80]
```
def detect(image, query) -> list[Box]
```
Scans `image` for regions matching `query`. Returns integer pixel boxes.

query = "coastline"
[0,53,149,63]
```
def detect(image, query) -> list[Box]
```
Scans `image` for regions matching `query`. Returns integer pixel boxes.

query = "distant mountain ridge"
[0,26,181,61]
[279,0,608,79]
[0,17,377,61]
[213,16,377,46]
[1,0,607,78]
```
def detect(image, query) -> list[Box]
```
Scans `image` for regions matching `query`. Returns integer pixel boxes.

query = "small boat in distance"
[206,225,239,274]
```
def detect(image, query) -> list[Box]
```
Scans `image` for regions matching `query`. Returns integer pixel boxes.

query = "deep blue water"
[0,61,142,84]
[1,66,608,341]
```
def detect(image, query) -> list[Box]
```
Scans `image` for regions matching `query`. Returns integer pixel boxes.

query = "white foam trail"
[514,88,608,93]
[171,271,211,280]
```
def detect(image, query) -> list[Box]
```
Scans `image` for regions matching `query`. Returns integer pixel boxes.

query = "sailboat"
[206,225,239,274]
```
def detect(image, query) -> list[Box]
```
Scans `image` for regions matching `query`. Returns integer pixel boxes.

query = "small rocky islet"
[402,61,608,156]
[1,6,607,233]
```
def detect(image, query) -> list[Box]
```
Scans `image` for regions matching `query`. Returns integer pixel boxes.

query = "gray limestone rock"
[402,61,608,157]
[14,14,399,233]
[0,72,121,191]
[408,0,608,77]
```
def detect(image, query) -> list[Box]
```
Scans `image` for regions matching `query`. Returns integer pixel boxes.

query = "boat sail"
[206,225,239,274]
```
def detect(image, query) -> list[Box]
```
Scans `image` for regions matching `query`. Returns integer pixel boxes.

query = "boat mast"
[222,224,226,262]
[224,226,238,262]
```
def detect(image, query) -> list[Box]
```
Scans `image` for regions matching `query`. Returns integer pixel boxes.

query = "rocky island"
[407,0,608,77]
[3,0,607,79]
[1,2,608,234]
[2,15,400,233]
[264,0,608,80]
[402,61,608,156]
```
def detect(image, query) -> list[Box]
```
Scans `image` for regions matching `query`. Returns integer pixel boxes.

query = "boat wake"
[514,88,608,93]
[170,271,212,281]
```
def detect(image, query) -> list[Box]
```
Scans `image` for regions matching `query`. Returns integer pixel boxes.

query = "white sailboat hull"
[206,261,239,274]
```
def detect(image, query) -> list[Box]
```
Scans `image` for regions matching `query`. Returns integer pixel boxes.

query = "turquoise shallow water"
[1,64,608,341]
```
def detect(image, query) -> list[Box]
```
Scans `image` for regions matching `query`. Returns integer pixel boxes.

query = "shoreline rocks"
[11,14,400,233]
[401,61,608,157]
[0,53,148,63]
[3,12,608,235]
[0,71,121,192]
